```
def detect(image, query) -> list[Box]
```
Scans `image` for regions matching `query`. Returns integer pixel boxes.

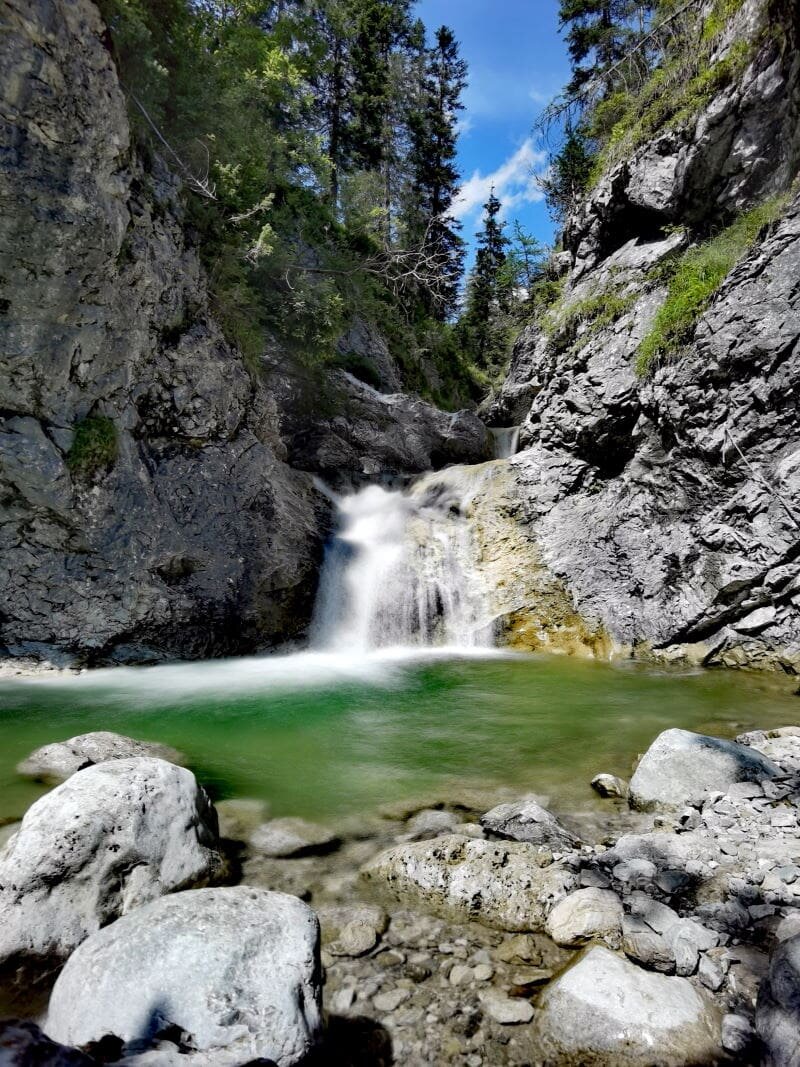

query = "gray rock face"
[480,797,579,849]
[360,834,577,931]
[532,945,722,1066]
[487,0,800,673]
[0,758,220,993]
[45,887,322,1067]
[16,731,186,783]
[629,728,780,811]
[757,933,800,1067]
[0,0,327,664]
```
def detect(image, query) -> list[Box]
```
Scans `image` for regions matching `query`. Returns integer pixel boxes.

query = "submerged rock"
[45,887,322,1067]
[629,728,779,811]
[756,932,800,1067]
[250,817,340,858]
[360,834,577,931]
[16,731,186,784]
[0,758,220,1001]
[532,946,722,1065]
[480,797,579,849]
[545,887,623,947]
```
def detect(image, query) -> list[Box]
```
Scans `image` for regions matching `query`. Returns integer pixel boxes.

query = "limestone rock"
[629,729,779,811]
[532,946,722,1065]
[480,797,579,850]
[756,932,800,1067]
[16,731,186,784]
[45,887,322,1067]
[0,758,220,995]
[250,817,340,858]
[545,888,624,947]
[591,773,629,799]
[360,834,577,931]
[478,989,534,1025]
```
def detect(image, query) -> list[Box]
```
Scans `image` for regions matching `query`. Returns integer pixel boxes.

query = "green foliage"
[545,285,636,351]
[541,123,596,223]
[636,194,789,375]
[67,417,118,478]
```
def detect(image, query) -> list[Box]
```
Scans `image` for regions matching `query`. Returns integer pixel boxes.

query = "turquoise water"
[0,650,798,822]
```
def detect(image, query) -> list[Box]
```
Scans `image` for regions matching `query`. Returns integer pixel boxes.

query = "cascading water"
[312,479,495,653]
[490,426,521,459]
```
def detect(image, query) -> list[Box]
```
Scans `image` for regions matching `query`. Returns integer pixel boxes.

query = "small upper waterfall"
[312,479,495,653]
[490,426,521,459]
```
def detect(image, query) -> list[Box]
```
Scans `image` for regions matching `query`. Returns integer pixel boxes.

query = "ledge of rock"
[360,834,577,931]
[16,732,186,784]
[44,887,322,1067]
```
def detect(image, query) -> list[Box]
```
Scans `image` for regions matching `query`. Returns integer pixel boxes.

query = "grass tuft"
[67,416,118,478]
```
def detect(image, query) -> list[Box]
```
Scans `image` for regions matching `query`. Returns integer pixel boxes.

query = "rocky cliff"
[487,0,800,671]
[0,0,488,665]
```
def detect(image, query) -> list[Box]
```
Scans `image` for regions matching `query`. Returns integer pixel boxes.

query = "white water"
[490,426,521,459]
[312,480,495,653]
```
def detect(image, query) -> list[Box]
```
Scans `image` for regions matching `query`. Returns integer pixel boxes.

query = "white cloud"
[452,139,548,222]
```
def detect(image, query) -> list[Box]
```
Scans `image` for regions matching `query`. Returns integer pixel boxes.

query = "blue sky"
[414,0,571,264]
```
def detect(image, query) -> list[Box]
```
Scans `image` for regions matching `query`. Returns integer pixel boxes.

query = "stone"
[317,903,388,946]
[591,773,629,799]
[373,988,410,1014]
[532,946,722,1066]
[16,732,186,784]
[545,888,623,947]
[478,990,534,1025]
[250,817,340,858]
[494,935,540,964]
[480,797,579,849]
[0,1021,93,1066]
[45,887,322,1067]
[361,835,577,932]
[721,1013,754,1055]
[215,798,270,841]
[629,729,780,811]
[0,758,220,999]
[622,916,675,973]
[406,809,461,839]
[449,964,473,986]
[756,932,800,1067]
[473,963,494,982]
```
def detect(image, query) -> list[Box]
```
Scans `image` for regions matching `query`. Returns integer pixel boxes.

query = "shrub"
[636,195,789,375]
[67,416,118,478]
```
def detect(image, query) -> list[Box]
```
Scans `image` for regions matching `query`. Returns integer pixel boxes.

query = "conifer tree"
[461,190,510,370]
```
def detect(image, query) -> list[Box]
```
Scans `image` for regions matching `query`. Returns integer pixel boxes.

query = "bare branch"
[125,89,218,200]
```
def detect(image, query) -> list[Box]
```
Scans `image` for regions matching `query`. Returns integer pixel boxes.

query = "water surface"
[1,650,798,823]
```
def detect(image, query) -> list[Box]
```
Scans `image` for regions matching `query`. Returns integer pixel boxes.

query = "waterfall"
[490,426,520,459]
[312,479,494,653]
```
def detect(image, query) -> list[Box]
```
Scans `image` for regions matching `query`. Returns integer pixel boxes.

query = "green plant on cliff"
[636,194,790,375]
[67,416,118,478]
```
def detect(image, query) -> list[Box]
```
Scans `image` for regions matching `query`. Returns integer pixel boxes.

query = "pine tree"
[403,24,467,319]
[461,190,511,370]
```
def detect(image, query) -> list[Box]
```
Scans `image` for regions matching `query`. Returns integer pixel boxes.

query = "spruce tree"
[462,190,510,370]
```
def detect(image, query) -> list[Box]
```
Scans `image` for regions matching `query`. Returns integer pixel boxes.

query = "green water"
[0,650,798,823]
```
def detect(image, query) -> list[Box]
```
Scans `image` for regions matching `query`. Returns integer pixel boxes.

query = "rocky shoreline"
[0,725,799,1065]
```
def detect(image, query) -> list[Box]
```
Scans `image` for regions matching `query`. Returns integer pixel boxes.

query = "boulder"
[45,887,322,1067]
[545,888,623,947]
[629,729,779,811]
[756,932,800,1067]
[0,758,220,999]
[480,797,579,850]
[16,732,186,784]
[250,817,340,858]
[532,946,723,1065]
[591,773,629,799]
[0,1021,93,1066]
[360,834,577,931]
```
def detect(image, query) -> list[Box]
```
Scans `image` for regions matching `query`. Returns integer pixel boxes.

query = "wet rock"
[532,946,722,1065]
[629,729,780,811]
[250,817,340,858]
[545,888,623,948]
[0,758,220,998]
[478,989,534,1025]
[0,1021,93,1066]
[405,809,461,840]
[361,835,577,931]
[591,773,629,799]
[480,797,579,849]
[45,887,322,1067]
[756,932,800,1067]
[16,732,186,784]
[215,798,270,842]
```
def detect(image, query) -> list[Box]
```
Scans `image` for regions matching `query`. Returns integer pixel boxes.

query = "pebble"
[721,1013,754,1054]
[473,963,494,982]
[449,964,473,986]
[373,987,411,1013]
[478,990,534,1025]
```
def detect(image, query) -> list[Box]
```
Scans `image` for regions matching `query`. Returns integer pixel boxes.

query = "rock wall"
[0,0,330,664]
[489,0,800,671]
